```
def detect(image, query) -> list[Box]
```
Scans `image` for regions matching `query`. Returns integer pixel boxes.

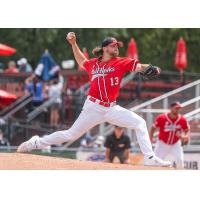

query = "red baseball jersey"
[83,57,139,102]
[153,113,190,145]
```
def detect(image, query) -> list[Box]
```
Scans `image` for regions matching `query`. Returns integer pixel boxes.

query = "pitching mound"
[0,153,172,170]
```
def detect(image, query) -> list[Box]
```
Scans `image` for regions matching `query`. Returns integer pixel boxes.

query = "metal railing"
[130,79,200,112]
[2,94,33,120]
[27,96,61,122]
[131,80,200,129]
[136,96,200,115]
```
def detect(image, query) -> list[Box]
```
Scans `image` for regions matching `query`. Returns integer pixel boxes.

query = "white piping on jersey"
[165,114,172,144]
[95,63,103,101]
[102,64,110,103]
[170,115,181,144]
[165,113,181,145]
[132,59,137,71]
[91,73,107,81]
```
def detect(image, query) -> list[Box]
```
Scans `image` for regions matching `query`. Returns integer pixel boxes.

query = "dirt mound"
[0,153,172,170]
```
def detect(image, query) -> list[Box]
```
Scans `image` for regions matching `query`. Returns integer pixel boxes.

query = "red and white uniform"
[37,57,155,159]
[153,113,190,168]
[153,113,190,145]
[83,57,138,102]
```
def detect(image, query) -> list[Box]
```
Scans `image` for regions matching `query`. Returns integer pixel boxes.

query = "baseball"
[67,32,74,40]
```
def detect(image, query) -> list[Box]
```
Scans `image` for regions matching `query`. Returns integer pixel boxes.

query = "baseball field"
[0,153,172,170]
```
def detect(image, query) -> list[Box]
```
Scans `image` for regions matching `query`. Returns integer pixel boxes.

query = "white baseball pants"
[36,97,155,158]
[155,140,184,168]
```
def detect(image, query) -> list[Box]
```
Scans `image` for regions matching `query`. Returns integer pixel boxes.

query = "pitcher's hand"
[66,32,76,45]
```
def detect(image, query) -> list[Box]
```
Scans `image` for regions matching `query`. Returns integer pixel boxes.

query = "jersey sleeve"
[83,58,96,72]
[153,115,162,128]
[120,58,139,72]
[181,117,190,130]
[82,60,91,72]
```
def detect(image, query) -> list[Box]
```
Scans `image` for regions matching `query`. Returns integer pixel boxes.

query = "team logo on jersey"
[91,65,115,81]
[164,122,181,132]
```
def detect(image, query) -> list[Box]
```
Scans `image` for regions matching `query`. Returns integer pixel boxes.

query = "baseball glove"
[181,137,189,146]
[140,64,161,80]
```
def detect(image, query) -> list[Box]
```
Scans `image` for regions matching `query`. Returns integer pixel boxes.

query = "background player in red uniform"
[17,32,171,167]
[150,101,190,168]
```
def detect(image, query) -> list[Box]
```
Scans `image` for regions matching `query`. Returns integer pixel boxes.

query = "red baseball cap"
[170,101,182,109]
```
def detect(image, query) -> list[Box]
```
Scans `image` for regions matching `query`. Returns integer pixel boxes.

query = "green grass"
[0,150,76,159]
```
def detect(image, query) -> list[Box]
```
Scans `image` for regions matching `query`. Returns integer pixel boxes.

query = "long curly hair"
[92,46,103,57]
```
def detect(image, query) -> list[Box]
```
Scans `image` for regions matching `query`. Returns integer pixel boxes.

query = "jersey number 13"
[110,77,119,86]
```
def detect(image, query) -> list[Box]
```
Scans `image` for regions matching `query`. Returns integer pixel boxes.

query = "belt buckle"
[103,101,110,107]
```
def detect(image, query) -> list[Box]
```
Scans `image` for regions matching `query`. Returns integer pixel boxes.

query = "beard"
[108,50,119,57]
[112,51,119,57]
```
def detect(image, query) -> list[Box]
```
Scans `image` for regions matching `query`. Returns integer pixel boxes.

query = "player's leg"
[154,140,170,160]
[17,100,105,152]
[105,105,154,157]
[170,141,184,169]
[105,105,171,166]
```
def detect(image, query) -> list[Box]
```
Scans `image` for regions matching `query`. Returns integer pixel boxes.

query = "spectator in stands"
[80,133,105,149]
[4,60,19,73]
[25,76,46,110]
[104,126,131,164]
[0,118,6,126]
[80,132,96,148]
[47,73,64,126]
[93,135,105,149]
[0,130,10,147]
[17,58,33,73]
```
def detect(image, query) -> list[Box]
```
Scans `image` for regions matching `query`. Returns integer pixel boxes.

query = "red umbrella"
[0,89,17,108]
[175,37,187,71]
[126,38,139,60]
[175,38,188,84]
[0,43,16,56]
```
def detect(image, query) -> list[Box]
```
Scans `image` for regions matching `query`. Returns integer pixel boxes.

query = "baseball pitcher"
[17,32,171,167]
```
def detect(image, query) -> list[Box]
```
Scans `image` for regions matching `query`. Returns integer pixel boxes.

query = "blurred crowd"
[1,52,67,128]
[3,58,33,73]
[24,71,64,127]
